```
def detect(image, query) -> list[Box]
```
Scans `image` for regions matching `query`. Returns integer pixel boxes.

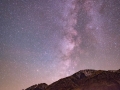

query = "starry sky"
[0,0,120,90]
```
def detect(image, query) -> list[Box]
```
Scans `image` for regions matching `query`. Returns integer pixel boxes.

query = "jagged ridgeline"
[24,69,120,90]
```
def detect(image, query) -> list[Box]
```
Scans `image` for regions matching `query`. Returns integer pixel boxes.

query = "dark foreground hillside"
[25,69,120,90]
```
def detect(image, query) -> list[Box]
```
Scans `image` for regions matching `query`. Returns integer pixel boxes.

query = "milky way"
[0,0,120,90]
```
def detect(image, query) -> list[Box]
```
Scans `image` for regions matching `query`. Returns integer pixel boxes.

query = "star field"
[0,0,120,90]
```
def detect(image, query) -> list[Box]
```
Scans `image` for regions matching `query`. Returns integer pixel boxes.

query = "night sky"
[0,0,120,90]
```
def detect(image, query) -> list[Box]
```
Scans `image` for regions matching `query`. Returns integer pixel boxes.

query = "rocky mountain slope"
[25,69,120,90]
[25,83,48,90]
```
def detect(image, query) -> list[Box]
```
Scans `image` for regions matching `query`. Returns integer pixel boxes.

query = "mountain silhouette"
[24,69,120,90]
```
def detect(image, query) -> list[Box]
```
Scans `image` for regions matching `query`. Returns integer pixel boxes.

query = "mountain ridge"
[24,69,120,90]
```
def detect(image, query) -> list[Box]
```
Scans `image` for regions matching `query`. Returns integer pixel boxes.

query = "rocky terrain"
[25,69,120,90]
